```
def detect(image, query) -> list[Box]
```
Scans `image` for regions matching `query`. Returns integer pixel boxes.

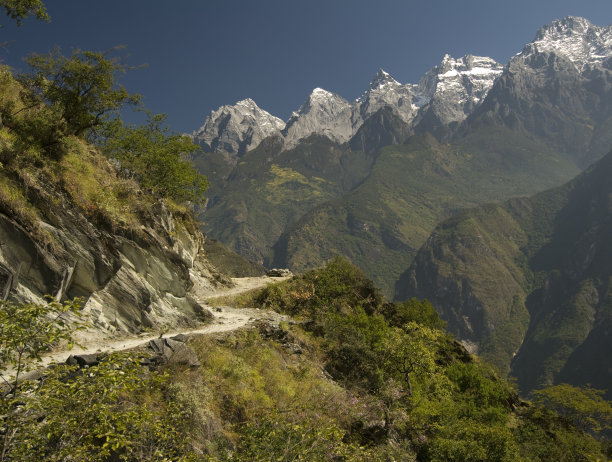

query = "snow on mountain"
[281,88,355,148]
[192,98,284,156]
[416,54,504,125]
[355,69,419,125]
[193,17,610,155]
[520,16,612,72]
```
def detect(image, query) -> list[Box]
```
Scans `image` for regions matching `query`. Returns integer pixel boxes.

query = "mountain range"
[193,16,612,300]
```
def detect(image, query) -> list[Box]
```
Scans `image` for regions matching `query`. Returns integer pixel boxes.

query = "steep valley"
[398,149,612,396]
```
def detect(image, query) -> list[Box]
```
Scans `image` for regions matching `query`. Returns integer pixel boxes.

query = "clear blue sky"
[2,0,611,132]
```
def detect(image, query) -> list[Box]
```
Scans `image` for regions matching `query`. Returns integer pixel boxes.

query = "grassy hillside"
[198,134,375,264]
[6,258,610,460]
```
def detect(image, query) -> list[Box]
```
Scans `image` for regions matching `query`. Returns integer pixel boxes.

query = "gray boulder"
[146,337,200,368]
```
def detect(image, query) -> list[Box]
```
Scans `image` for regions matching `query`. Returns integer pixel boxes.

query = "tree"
[0,298,198,461]
[0,297,82,461]
[380,322,442,397]
[381,298,446,330]
[18,48,141,138]
[0,0,48,26]
[532,384,612,436]
[99,113,208,205]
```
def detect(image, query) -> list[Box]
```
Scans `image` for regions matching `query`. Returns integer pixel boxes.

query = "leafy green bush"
[0,0,48,26]
[19,48,141,140]
[7,355,198,461]
[531,384,612,436]
[227,411,366,462]
[255,256,382,317]
[381,298,446,330]
[0,298,199,461]
[99,113,208,205]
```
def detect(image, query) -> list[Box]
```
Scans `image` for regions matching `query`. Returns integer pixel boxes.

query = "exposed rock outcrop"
[0,182,227,336]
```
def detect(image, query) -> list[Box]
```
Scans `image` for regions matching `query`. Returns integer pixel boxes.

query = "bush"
[381,298,446,330]
[19,47,141,140]
[98,114,208,205]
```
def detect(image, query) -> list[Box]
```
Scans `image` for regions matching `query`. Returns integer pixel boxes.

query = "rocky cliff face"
[191,98,284,158]
[468,17,612,167]
[414,54,504,130]
[282,88,355,148]
[0,176,227,336]
[193,55,503,156]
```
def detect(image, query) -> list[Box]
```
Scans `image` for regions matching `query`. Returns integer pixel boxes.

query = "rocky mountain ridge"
[192,55,504,154]
[525,15,612,71]
[191,98,285,158]
[193,16,612,159]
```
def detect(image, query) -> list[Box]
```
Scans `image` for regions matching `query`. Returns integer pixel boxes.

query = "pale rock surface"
[416,54,504,126]
[282,88,355,148]
[354,69,420,125]
[520,16,612,72]
[192,98,284,157]
[0,197,229,337]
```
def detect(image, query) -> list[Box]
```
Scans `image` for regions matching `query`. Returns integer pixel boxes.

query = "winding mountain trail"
[36,276,289,369]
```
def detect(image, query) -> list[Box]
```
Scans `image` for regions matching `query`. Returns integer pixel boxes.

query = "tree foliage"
[381,322,442,396]
[532,383,612,436]
[99,113,208,205]
[245,258,612,460]
[7,355,197,461]
[18,47,141,138]
[0,299,198,461]
[0,298,83,461]
[0,0,48,26]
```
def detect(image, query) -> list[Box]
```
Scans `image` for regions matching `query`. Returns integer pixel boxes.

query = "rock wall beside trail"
[0,193,229,335]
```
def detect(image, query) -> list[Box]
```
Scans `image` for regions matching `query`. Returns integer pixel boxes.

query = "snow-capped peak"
[282,88,354,147]
[368,69,400,90]
[192,98,284,156]
[311,87,334,98]
[353,69,416,125]
[520,16,612,70]
[416,54,504,125]
[235,98,258,109]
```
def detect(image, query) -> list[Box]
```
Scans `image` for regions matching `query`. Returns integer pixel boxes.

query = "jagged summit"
[234,98,257,109]
[282,87,354,147]
[192,98,284,156]
[416,53,504,125]
[193,16,609,155]
[310,87,335,98]
[368,69,399,90]
[521,16,612,70]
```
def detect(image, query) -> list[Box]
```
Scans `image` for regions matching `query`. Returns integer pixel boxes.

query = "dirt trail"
[36,276,288,369]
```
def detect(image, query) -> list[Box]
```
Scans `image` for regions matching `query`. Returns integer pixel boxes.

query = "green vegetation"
[2,261,611,460]
[99,113,208,205]
[0,45,206,234]
[228,257,611,460]
[202,110,583,298]
[0,0,48,26]
[198,134,357,265]
[19,47,141,140]
[0,300,198,461]
[401,150,612,396]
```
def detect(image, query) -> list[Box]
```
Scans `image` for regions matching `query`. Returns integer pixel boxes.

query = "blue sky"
[2,0,611,132]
